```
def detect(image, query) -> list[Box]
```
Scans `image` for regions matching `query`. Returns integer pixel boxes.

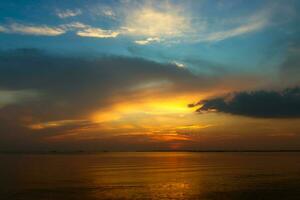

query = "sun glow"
[30,93,212,146]
[89,94,212,138]
[92,96,194,123]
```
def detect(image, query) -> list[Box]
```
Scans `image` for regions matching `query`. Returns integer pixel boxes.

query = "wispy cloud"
[122,8,190,37]
[0,89,39,108]
[60,22,89,30]
[0,22,119,38]
[28,119,90,130]
[101,7,116,19]
[202,20,267,42]
[0,25,7,32]
[1,23,66,36]
[61,22,119,38]
[77,27,119,38]
[135,37,161,45]
[171,61,186,68]
[89,4,117,20]
[56,9,82,18]
[199,9,270,42]
[97,6,117,19]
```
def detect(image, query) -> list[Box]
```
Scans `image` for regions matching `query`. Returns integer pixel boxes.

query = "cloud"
[201,19,267,42]
[135,37,161,45]
[171,61,185,68]
[0,48,268,148]
[0,48,221,149]
[61,22,89,29]
[0,22,119,38]
[97,6,116,19]
[122,8,190,37]
[89,4,117,20]
[198,7,272,42]
[1,23,66,36]
[77,27,119,38]
[28,119,91,130]
[192,87,300,118]
[60,22,119,38]
[101,7,116,18]
[0,25,7,32]
[0,89,38,108]
[56,9,82,18]
[0,0,292,46]
[1,49,296,150]
[0,48,211,122]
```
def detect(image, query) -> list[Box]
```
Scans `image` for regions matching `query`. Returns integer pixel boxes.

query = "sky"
[0,0,300,151]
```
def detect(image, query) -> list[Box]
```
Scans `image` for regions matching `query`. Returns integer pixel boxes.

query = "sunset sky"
[0,0,300,151]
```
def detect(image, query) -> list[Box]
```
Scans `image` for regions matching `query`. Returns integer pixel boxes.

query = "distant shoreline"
[1,150,300,155]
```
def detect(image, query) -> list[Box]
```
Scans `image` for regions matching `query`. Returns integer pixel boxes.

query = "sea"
[1,152,300,200]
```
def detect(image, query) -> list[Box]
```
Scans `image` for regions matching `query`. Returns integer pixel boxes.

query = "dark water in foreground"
[1,152,300,200]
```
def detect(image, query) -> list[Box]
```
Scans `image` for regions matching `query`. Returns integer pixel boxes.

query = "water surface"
[1,152,300,200]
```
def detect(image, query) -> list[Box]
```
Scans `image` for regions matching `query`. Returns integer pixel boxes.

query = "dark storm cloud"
[0,48,211,121]
[193,87,300,118]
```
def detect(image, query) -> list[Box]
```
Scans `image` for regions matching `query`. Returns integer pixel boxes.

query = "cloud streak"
[202,19,267,42]
[135,37,161,45]
[0,23,66,36]
[56,9,82,18]
[77,27,119,38]
[0,22,119,38]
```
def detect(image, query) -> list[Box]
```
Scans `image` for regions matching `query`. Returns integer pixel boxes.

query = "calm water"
[1,152,300,200]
